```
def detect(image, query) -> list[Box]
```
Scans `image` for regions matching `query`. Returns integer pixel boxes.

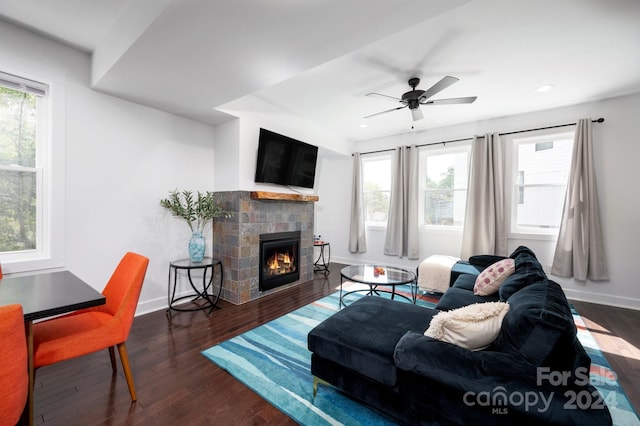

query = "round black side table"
[166,257,223,316]
[313,241,331,273]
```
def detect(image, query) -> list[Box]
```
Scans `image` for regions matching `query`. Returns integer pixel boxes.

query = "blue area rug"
[202,286,639,425]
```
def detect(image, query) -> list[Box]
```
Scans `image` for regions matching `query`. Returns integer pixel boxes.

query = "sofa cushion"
[307,296,435,386]
[451,273,476,291]
[499,246,548,301]
[493,279,587,374]
[474,258,515,296]
[425,302,510,350]
[449,261,483,285]
[468,254,508,268]
[436,286,499,311]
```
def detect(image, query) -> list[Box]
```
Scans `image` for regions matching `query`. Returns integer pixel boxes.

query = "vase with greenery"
[160,190,233,262]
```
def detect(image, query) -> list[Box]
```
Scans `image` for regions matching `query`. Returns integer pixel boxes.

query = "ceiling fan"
[364,76,477,122]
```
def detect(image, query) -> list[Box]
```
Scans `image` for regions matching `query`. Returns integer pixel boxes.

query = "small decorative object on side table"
[313,235,330,274]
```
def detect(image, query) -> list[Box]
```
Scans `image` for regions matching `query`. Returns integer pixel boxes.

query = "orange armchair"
[33,252,149,401]
[0,304,28,426]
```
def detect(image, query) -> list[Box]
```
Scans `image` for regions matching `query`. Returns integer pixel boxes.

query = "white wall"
[316,92,640,310]
[3,18,638,312]
[213,119,241,190]
[0,20,217,314]
[215,94,351,193]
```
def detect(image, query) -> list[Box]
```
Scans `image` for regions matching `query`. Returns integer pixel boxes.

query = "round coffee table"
[339,264,417,307]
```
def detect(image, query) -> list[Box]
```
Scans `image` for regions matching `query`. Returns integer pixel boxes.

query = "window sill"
[508,232,558,242]
[423,225,463,234]
[1,254,64,275]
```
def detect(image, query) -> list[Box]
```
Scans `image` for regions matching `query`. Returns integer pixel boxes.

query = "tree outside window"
[423,151,468,227]
[0,85,38,252]
[362,156,391,226]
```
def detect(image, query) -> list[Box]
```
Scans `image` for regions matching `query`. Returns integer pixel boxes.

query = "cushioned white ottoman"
[417,255,459,293]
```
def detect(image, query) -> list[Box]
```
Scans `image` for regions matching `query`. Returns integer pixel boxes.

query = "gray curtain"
[349,152,367,253]
[384,145,419,259]
[551,119,608,281]
[460,132,507,259]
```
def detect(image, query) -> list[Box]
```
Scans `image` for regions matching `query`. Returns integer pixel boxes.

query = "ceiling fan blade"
[423,96,477,105]
[418,76,459,101]
[365,92,402,102]
[411,107,424,121]
[364,105,407,119]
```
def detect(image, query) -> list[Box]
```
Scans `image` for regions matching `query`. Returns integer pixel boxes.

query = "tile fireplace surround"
[211,191,316,304]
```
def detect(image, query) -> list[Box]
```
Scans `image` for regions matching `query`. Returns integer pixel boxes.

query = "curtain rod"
[356,117,605,156]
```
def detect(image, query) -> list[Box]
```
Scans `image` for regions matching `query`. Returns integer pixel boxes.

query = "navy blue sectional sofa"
[307,247,612,425]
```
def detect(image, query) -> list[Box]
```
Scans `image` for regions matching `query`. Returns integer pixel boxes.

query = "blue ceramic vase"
[188,231,205,262]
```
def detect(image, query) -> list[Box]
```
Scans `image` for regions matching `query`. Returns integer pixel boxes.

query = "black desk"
[167,257,223,316]
[0,270,105,426]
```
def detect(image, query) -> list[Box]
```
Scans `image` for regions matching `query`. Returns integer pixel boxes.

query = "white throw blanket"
[418,255,460,293]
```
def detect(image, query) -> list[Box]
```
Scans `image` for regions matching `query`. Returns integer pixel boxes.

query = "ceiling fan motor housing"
[402,77,425,109]
[402,90,425,109]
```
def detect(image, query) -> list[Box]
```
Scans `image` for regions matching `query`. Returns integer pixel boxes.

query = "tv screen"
[254,128,318,189]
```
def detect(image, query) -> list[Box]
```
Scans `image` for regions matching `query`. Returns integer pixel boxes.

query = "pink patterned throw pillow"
[473,258,515,296]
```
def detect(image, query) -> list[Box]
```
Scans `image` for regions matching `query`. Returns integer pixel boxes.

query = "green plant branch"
[160,190,233,233]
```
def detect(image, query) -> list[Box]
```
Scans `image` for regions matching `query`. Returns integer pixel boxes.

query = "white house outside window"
[506,130,574,237]
[0,71,49,263]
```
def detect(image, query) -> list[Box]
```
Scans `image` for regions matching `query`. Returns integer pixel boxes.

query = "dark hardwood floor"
[33,264,640,425]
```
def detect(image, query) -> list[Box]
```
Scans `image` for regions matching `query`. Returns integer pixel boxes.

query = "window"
[0,71,50,263]
[362,154,391,227]
[507,131,574,236]
[420,145,470,227]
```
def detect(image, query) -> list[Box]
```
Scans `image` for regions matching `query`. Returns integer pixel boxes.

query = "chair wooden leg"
[108,346,117,374]
[117,342,137,402]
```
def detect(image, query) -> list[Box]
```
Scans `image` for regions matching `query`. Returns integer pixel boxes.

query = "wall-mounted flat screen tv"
[254,128,318,189]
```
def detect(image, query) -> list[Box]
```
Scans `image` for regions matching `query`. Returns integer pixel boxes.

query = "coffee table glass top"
[340,264,415,285]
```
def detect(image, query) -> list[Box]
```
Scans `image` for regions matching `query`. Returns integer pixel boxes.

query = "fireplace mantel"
[250,191,319,202]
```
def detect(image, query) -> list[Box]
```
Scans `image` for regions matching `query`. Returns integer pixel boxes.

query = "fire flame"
[267,251,293,273]
[268,255,279,270]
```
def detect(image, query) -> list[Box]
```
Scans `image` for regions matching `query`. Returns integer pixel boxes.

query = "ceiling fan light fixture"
[411,107,424,121]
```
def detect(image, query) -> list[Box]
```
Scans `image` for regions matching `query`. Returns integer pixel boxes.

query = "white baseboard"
[563,288,640,311]
[135,288,200,316]
[135,295,169,316]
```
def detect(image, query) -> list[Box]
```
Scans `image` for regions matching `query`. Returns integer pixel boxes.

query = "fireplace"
[212,191,315,304]
[259,231,301,291]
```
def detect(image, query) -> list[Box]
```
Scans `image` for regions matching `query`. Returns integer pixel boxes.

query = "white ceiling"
[1,0,639,144]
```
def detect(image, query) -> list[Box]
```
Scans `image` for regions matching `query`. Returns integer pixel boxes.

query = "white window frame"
[0,70,65,273]
[361,152,392,229]
[505,129,574,240]
[419,142,471,231]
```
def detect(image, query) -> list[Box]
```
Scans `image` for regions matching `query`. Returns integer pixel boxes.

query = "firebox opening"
[259,231,301,292]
